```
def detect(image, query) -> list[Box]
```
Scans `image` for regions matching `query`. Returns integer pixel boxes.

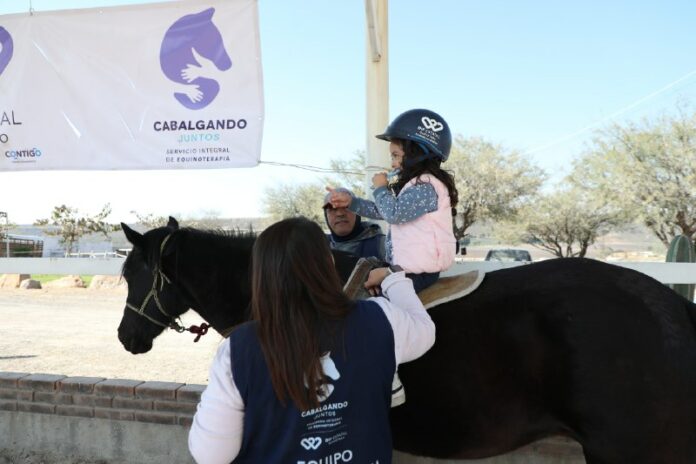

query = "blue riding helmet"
[376,109,452,161]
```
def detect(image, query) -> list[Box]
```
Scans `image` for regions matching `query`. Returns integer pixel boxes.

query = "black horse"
[118,218,696,463]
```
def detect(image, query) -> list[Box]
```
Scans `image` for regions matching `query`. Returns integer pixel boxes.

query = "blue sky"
[1,0,696,224]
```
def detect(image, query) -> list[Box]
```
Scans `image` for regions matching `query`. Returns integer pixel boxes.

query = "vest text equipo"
[153,119,247,131]
[300,401,349,418]
[297,449,354,464]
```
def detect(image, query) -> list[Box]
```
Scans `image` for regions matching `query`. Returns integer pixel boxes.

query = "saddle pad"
[342,258,485,308]
[419,270,484,310]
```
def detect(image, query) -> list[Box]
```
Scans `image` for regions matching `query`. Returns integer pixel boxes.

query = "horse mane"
[167,227,257,274]
[177,226,257,242]
[121,226,257,278]
[171,226,255,279]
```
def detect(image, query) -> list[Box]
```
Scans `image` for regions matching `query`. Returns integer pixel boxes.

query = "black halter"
[125,234,187,332]
[125,233,236,338]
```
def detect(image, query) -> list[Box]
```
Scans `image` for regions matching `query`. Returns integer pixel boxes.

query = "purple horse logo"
[0,27,13,77]
[160,8,232,110]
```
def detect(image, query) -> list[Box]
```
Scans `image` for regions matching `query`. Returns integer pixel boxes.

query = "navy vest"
[357,235,385,261]
[230,300,395,464]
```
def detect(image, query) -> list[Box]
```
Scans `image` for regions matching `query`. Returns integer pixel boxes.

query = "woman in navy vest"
[189,217,435,464]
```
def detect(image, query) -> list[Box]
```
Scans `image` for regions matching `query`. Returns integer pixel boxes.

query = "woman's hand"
[372,172,388,189]
[324,186,352,208]
[364,267,390,296]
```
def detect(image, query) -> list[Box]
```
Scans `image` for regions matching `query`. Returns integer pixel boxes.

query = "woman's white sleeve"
[371,272,436,364]
[188,339,245,464]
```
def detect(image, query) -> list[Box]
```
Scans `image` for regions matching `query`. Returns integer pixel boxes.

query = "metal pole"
[0,212,8,258]
[364,0,389,191]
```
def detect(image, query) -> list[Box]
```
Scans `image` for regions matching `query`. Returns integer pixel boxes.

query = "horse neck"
[168,230,254,331]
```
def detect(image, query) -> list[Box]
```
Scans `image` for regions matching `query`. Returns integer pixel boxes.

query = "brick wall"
[0,372,585,464]
[0,372,204,427]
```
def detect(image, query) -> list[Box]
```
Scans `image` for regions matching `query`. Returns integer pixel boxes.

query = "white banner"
[0,0,263,171]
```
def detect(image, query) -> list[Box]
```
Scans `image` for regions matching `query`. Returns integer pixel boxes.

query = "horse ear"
[167,217,179,230]
[121,223,144,247]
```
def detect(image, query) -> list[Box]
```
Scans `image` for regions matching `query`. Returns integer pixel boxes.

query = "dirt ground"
[1,287,218,463]
[0,288,224,385]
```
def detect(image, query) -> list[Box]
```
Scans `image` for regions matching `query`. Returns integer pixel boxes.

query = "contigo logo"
[421,116,444,132]
[5,148,42,159]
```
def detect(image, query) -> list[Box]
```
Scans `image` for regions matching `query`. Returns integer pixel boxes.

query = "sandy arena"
[0,288,224,385]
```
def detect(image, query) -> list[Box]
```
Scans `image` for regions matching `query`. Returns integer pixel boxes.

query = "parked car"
[484,249,532,262]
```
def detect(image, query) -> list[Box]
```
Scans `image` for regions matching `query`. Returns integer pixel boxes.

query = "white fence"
[1,258,696,284]
[446,261,696,284]
[0,257,124,275]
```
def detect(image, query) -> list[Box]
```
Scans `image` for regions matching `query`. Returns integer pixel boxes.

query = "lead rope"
[187,323,210,342]
[157,235,210,341]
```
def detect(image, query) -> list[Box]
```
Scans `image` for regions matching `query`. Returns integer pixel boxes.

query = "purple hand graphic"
[159,8,232,110]
[0,27,14,76]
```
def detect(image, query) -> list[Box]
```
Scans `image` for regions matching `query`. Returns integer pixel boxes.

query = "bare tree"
[35,204,118,255]
[572,106,696,246]
[322,150,367,198]
[130,210,225,231]
[263,151,369,224]
[448,137,546,239]
[130,211,169,230]
[499,187,626,257]
[262,183,326,224]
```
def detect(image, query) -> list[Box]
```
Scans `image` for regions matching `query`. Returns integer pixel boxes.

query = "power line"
[522,68,696,156]
[259,160,387,176]
[259,160,362,175]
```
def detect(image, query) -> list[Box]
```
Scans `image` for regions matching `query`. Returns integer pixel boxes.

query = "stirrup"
[391,371,406,408]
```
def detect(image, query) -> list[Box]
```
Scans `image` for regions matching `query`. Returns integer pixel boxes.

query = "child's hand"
[324,186,352,208]
[364,267,390,296]
[372,172,388,189]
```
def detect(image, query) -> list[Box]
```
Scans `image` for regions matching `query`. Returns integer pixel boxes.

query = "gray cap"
[323,187,352,209]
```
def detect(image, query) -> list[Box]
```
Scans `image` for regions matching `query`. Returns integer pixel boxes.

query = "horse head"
[118,217,258,354]
[118,217,191,354]
[187,8,232,71]
[159,8,232,110]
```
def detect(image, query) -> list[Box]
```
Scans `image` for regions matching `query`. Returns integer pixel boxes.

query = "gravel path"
[0,288,223,385]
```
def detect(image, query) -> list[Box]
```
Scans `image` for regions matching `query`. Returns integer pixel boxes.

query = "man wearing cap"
[323,188,386,261]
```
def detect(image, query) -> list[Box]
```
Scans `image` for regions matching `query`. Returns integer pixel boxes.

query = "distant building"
[6,226,116,258]
[0,234,44,257]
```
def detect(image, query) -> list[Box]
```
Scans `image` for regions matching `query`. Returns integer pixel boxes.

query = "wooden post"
[364,0,389,192]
